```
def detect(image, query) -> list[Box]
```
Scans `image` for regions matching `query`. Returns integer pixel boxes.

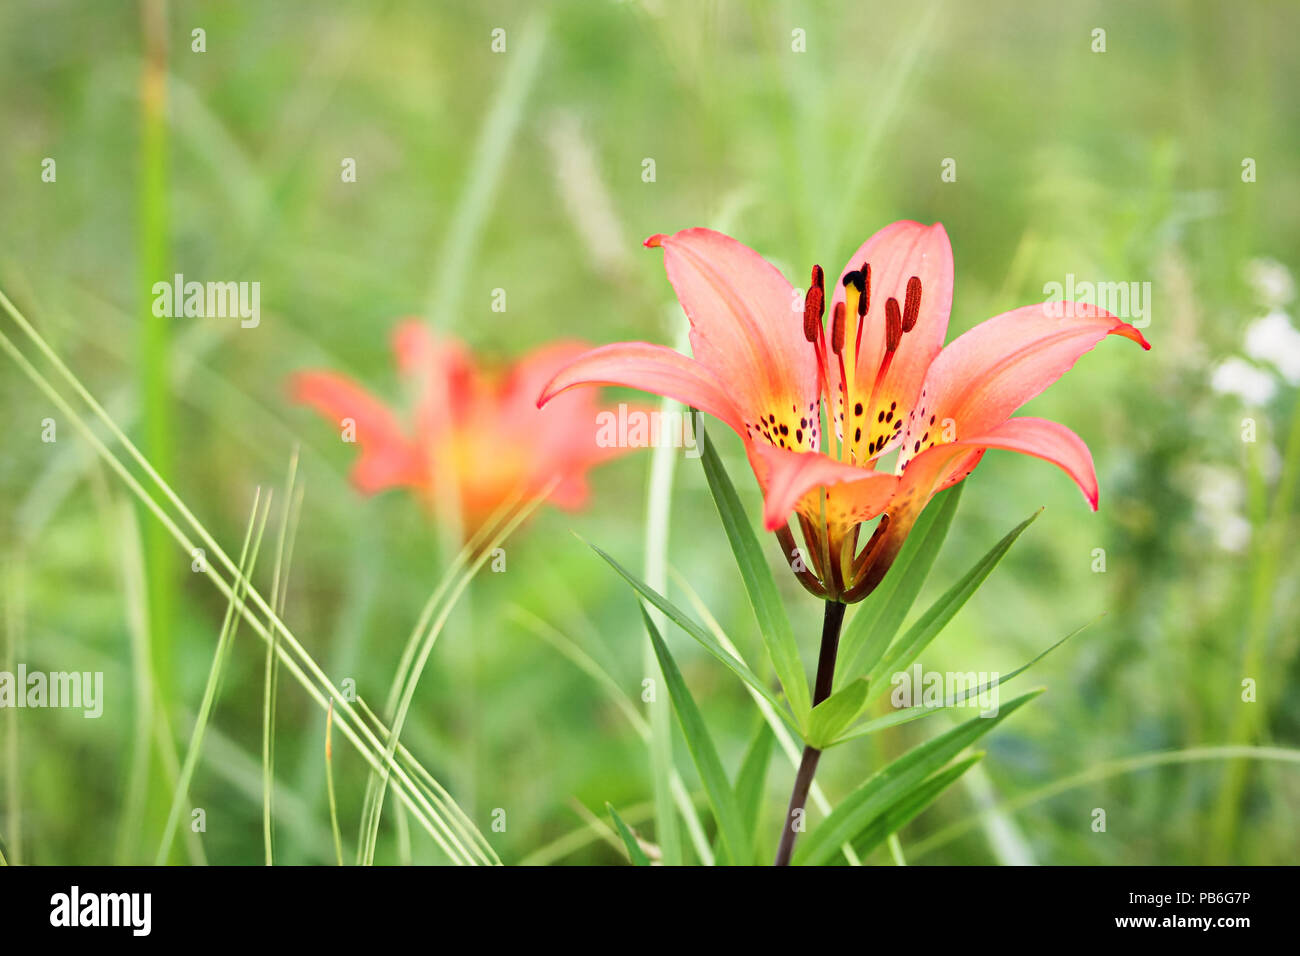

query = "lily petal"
[501,340,599,417]
[900,416,1099,510]
[647,228,818,432]
[748,442,898,532]
[538,340,746,432]
[504,340,643,471]
[392,320,476,437]
[829,221,954,435]
[855,416,1100,595]
[899,302,1150,466]
[290,371,425,493]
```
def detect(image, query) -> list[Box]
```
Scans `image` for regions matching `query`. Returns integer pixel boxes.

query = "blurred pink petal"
[292,326,634,537]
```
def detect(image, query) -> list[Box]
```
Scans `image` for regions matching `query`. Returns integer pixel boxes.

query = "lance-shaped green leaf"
[607,802,652,866]
[836,485,962,688]
[806,678,871,749]
[850,754,983,859]
[699,430,811,724]
[641,607,751,866]
[793,689,1042,866]
[719,718,775,865]
[736,720,774,841]
[864,509,1041,697]
[588,539,800,734]
[836,616,1093,744]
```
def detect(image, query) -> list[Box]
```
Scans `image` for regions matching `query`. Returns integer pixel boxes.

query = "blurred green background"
[1,0,1297,865]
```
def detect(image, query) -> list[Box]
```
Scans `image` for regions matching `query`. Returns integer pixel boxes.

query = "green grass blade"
[424,15,547,331]
[262,453,301,865]
[850,754,983,859]
[865,509,1041,695]
[793,689,1042,866]
[607,803,652,866]
[837,485,962,687]
[836,616,1093,744]
[0,307,482,860]
[509,607,716,864]
[156,488,271,865]
[137,0,177,754]
[113,497,206,865]
[699,430,811,723]
[3,563,24,866]
[914,745,1300,861]
[324,701,345,866]
[641,607,751,866]
[378,488,526,740]
[733,719,774,861]
[355,488,527,860]
[352,698,499,866]
[359,491,545,865]
[641,347,690,867]
[671,568,862,866]
[589,541,799,734]
[113,499,152,863]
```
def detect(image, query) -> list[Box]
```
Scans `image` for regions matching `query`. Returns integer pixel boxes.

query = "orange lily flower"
[292,320,630,536]
[539,222,1150,600]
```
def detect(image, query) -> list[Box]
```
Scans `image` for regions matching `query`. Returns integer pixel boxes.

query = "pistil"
[795,261,925,595]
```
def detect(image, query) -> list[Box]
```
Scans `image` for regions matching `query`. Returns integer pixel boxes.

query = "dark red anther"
[859,262,871,316]
[831,301,846,354]
[803,265,825,342]
[902,276,922,333]
[884,298,902,352]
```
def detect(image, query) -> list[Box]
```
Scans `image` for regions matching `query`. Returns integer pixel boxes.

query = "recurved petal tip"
[1118,324,1153,351]
[643,233,666,248]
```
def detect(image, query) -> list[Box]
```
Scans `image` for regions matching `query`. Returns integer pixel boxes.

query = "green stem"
[774,600,846,866]
[138,0,175,859]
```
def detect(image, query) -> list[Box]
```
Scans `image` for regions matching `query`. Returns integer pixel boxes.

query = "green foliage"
[2,0,1297,866]
[793,691,1042,866]
[837,486,962,686]
[641,607,751,866]
[608,803,652,866]
[700,429,812,725]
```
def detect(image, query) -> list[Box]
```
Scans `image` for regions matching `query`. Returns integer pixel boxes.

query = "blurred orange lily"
[539,222,1150,600]
[292,320,629,536]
